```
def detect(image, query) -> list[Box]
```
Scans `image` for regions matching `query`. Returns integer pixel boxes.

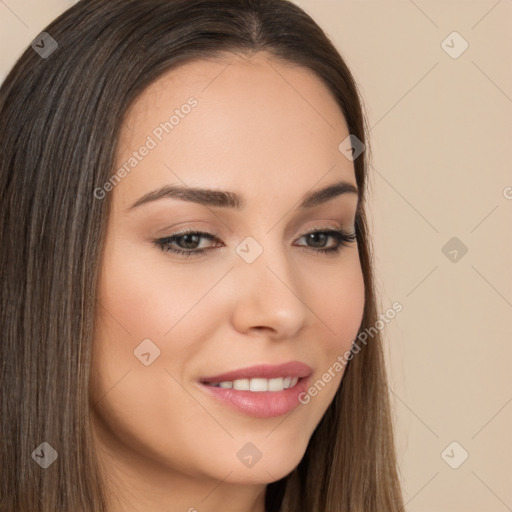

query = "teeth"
[268,377,284,391]
[233,378,250,390]
[250,378,269,392]
[211,376,299,392]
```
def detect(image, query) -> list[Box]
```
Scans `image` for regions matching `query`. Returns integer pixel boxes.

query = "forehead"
[113,52,355,209]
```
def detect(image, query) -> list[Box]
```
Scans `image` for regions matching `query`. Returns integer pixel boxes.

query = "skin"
[90,51,365,512]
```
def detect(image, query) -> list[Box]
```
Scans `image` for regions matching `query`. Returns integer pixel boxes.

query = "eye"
[153,226,356,258]
[154,229,221,257]
[295,227,357,255]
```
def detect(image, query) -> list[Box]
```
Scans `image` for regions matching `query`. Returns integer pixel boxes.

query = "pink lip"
[198,361,313,418]
[200,361,313,384]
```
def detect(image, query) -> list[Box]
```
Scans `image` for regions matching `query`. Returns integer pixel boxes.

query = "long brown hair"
[0,0,404,510]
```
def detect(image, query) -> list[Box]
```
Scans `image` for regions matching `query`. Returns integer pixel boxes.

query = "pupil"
[180,234,199,249]
[308,233,326,247]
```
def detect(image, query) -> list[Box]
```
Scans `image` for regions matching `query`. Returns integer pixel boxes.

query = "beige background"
[1,1,511,510]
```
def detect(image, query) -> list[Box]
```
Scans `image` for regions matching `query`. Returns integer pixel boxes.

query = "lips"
[199,361,313,384]
[197,361,313,418]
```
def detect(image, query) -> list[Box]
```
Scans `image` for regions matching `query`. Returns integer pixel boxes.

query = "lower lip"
[198,377,310,418]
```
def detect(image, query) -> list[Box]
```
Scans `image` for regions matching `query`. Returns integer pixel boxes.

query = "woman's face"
[90,51,365,495]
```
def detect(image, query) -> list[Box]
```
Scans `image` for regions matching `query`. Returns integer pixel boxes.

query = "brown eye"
[154,230,220,257]
[296,229,356,255]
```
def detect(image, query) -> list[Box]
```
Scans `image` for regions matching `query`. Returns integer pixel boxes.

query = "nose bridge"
[236,230,294,290]
[230,231,308,337]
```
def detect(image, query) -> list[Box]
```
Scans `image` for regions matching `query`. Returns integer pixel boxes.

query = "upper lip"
[200,361,313,384]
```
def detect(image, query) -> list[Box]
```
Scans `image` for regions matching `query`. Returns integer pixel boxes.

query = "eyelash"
[153,226,357,258]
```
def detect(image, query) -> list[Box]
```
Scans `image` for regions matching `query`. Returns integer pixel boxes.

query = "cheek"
[287,251,365,426]
[90,233,238,461]
[90,247,222,476]
[89,239,203,421]
[95,235,217,339]
[306,251,366,351]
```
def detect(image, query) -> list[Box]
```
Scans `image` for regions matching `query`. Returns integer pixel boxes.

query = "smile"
[198,361,313,418]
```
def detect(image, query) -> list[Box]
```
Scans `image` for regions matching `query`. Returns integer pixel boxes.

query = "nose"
[230,238,309,340]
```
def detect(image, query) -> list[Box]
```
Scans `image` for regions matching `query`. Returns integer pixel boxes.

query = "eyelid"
[302,223,342,235]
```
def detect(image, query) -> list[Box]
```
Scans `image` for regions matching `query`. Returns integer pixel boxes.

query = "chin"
[223,461,300,486]
[212,438,308,485]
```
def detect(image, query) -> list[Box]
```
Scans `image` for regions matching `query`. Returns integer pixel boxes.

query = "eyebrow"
[126,180,358,211]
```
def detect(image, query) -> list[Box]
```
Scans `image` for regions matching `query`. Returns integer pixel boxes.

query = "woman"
[0,0,405,510]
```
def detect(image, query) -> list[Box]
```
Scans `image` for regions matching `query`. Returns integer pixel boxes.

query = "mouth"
[198,361,312,418]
